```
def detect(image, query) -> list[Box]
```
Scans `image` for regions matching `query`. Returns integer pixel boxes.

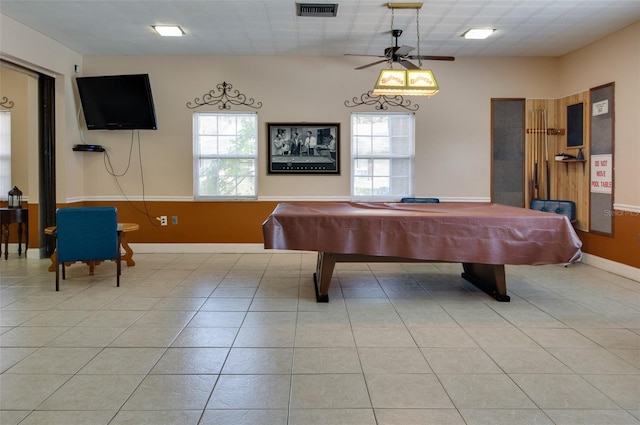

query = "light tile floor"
[1,252,639,425]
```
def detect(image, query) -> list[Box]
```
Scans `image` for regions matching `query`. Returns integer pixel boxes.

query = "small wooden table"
[45,222,139,273]
[1,208,29,260]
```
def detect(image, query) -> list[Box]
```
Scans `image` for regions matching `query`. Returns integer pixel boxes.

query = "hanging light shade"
[372,69,406,95]
[372,68,439,96]
[407,69,439,95]
[370,3,441,97]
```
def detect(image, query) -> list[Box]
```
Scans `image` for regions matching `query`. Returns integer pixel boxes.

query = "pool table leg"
[461,263,510,302]
[313,252,336,302]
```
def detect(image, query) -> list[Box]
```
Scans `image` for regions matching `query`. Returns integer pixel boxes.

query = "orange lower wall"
[81,201,280,244]
[15,201,640,270]
[577,210,640,269]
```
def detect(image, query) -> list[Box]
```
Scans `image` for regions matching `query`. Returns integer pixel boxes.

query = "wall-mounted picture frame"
[267,123,340,174]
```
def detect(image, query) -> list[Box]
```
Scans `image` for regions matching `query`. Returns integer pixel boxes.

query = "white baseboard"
[580,253,640,282]
[129,243,308,254]
[130,243,266,254]
[65,196,494,203]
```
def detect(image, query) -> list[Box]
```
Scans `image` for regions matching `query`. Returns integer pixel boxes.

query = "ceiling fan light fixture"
[372,68,439,96]
[371,2,439,97]
[462,28,495,40]
[153,25,184,37]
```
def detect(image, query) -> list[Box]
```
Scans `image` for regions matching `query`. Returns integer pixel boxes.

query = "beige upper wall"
[2,13,638,208]
[559,21,640,208]
[78,54,560,201]
[1,14,85,203]
[0,67,29,192]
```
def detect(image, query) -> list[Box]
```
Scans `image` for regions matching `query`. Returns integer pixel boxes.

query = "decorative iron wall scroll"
[186,82,262,110]
[344,90,419,111]
[0,96,14,109]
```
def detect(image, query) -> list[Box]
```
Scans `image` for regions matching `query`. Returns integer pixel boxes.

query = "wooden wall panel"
[556,92,590,230]
[525,99,558,205]
[526,92,590,230]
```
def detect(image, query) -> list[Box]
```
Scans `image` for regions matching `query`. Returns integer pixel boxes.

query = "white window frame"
[193,112,258,200]
[350,112,415,201]
[0,111,11,196]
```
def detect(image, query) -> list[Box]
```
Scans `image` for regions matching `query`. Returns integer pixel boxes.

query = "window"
[0,111,10,196]
[193,112,258,199]
[351,112,414,200]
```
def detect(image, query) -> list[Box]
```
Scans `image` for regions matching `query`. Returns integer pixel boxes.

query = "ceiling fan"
[353,29,455,70]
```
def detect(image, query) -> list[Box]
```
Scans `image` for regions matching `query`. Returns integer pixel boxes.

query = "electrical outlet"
[159,216,167,226]
[171,216,178,225]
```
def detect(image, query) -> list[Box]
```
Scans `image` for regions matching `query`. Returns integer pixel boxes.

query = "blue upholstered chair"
[530,199,576,222]
[55,207,121,291]
[400,197,440,203]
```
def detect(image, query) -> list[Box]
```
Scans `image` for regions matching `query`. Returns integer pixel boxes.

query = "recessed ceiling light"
[462,28,495,40]
[153,25,184,37]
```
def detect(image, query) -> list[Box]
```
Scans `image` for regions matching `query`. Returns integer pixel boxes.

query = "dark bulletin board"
[567,102,584,148]
[589,83,614,235]
[491,99,525,207]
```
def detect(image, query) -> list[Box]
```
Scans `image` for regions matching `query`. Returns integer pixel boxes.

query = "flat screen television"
[76,74,158,130]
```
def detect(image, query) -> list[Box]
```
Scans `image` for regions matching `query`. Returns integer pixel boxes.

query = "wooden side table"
[45,222,139,273]
[0,208,29,260]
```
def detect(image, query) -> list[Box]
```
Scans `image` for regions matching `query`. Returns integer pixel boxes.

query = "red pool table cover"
[262,202,582,265]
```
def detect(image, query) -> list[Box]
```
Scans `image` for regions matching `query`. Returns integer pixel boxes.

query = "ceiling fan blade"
[345,54,385,58]
[395,45,415,57]
[355,59,388,70]
[408,55,456,61]
[399,60,420,70]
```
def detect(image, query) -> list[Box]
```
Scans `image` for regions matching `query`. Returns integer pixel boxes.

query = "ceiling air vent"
[296,3,339,17]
